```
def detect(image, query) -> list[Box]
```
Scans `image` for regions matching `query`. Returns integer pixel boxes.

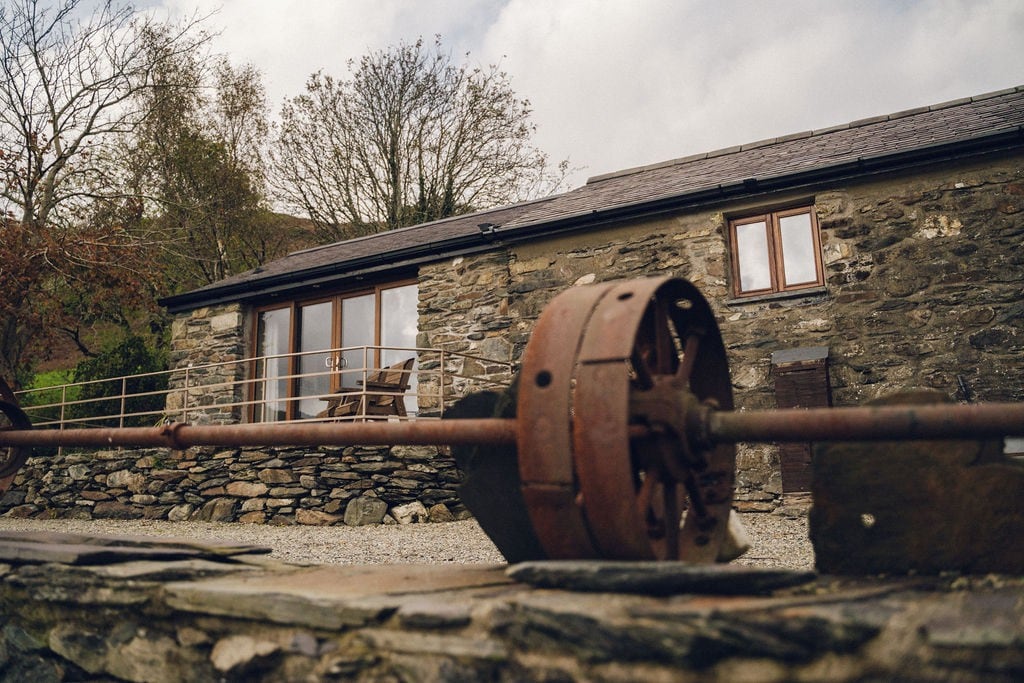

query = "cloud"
[480,0,1024,182]
[151,0,1024,188]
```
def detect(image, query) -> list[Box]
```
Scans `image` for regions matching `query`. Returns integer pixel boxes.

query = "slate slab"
[163,564,512,630]
[507,560,816,595]
[0,530,270,565]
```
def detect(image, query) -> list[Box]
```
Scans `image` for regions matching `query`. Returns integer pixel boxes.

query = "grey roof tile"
[172,197,555,300]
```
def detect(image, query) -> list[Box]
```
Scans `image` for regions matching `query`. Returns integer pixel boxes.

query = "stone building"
[6,86,1022,524]
[166,85,1023,508]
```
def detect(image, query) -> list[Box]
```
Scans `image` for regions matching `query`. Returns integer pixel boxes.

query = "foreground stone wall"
[0,445,464,525]
[1,552,1021,682]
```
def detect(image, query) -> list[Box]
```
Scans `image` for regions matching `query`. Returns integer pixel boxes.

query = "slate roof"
[163,85,1024,312]
[162,197,555,311]
[497,86,1024,235]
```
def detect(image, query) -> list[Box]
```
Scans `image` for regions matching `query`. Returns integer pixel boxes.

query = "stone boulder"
[391,501,428,525]
[295,509,341,526]
[344,497,388,526]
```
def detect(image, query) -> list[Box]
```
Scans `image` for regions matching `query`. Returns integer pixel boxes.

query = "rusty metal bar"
[0,419,519,449]
[1,402,1022,452]
[708,402,1024,443]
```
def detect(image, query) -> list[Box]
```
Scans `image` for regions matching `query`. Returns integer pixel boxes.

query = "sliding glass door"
[254,307,291,422]
[380,285,419,414]
[251,281,418,421]
[339,293,375,389]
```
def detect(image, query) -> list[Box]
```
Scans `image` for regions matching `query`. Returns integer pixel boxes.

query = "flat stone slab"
[0,529,270,565]
[163,564,514,630]
[508,560,816,594]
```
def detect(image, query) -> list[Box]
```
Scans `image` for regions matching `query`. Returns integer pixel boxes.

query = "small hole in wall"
[535,370,552,388]
[676,298,694,310]
[860,513,876,529]
[617,291,634,301]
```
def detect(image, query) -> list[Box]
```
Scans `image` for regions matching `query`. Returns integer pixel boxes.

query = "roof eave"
[160,232,502,313]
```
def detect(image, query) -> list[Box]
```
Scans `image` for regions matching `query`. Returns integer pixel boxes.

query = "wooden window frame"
[728,206,824,298]
[249,279,417,421]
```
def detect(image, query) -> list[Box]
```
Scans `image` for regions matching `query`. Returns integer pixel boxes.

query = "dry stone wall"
[2,557,1020,682]
[0,444,464,525]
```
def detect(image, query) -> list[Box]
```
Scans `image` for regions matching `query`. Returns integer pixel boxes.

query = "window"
[729,206,823,297]
[251,281,418,421]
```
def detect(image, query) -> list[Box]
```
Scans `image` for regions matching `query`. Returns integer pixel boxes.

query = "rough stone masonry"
[0,532,1022,682]
[1,444,465,526]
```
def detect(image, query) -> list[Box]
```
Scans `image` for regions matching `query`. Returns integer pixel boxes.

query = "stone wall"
[494,153,1024,507]
[0,444,464,526]
[2,556,1020,682]
[166,303,248,424]
[417,250,517,413]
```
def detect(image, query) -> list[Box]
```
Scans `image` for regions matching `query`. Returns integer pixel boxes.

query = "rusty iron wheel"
[517,277,736,561]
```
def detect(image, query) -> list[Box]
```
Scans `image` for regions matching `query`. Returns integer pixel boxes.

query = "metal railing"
[14,346,515,431]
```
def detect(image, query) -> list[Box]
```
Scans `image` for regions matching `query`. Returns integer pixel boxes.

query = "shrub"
[67,337,168,428]
[17,369,78,426]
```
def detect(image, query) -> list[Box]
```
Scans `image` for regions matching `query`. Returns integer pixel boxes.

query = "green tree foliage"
[67,336,168,428]
[0,2,305,387]
[271,37,568,242]
[128,36,312,292]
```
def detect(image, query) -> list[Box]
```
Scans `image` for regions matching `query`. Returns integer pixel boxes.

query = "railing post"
[119,377,128,429]
[182,365,191,424]
[360,346,368,419]
[259,356,267,423]
[59,384,67,457]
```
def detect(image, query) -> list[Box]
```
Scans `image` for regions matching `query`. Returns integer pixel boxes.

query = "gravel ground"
[0,513,813,569]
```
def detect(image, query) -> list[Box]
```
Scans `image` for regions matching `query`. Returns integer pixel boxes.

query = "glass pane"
[340,294,375,389]
[380,285,418,362]
[779,212,818,286]
[297,301,333,419]
[381,284,419,415]
[735,221,772,292]
[255,307,291,422]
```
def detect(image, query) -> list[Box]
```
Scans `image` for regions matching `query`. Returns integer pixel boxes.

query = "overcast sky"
[149,0,1022,189]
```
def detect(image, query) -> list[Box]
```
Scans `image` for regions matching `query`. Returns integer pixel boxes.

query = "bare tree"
[0,0,207,385]
[211,60,269,183]
[271,38,568,242]
[0,0,206,231]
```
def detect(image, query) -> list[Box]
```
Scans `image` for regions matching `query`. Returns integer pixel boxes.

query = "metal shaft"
[0,419,518,449]
[709,402,1024,443]
[0,402,1022,451]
